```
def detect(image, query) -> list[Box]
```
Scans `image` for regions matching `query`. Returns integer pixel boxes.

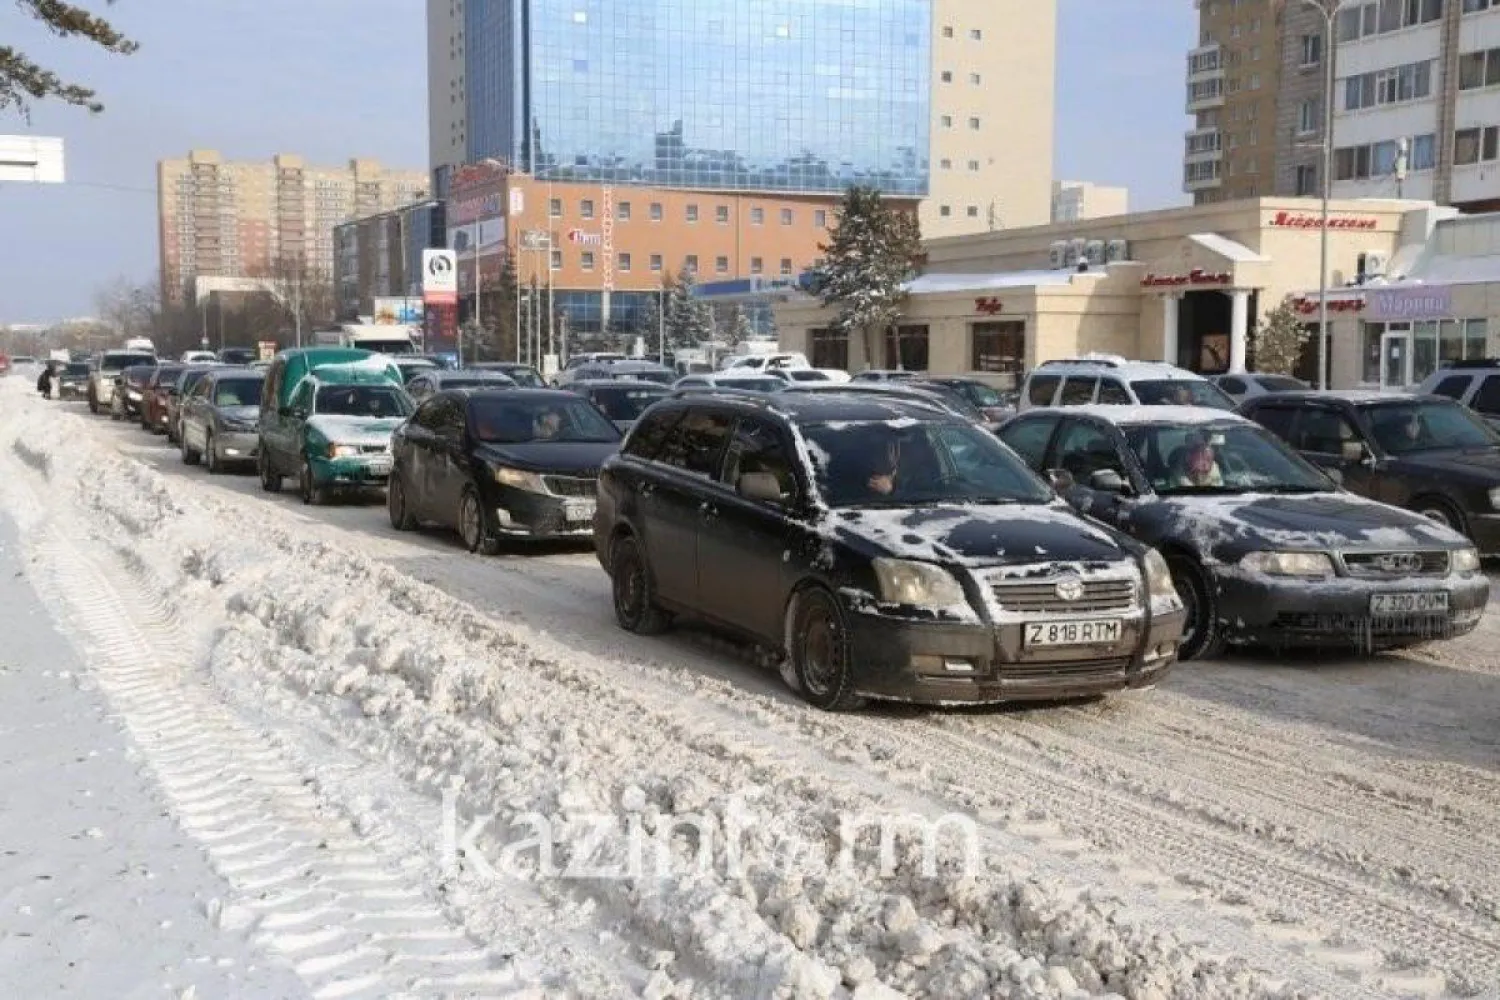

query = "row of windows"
[935,204,988,220]
[938,70,983,85]
[1342,59,1433,111]
[1337,0,1444,43]
[556,249,798,277]
[1456,124,1500,164]
[938,25,983,41]
[547,198,827,228]
[1334,134,1436,180]
[937,158,984,171]
[1459,46,1500,90]
[938,114,983,129]
[808,321,1023,376]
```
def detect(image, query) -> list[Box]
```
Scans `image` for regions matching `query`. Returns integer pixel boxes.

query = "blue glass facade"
[465,0,931,196]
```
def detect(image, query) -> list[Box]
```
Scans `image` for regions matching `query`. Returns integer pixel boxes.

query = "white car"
[767,367,851,384]
[1018,355,1237,412]
[721,352,810,372]
[672,372,787,393]
[181,350,218,364]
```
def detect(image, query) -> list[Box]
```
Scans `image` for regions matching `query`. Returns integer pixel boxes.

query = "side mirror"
[738,471,786,504]
[1046,468,1076,492]
[1090,469,1129,494]
[1340,440,1369,464]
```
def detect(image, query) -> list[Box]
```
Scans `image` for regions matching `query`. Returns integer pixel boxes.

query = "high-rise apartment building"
[1184,0,1284,203]
[429,0,1056,238]
[157,150,428,306]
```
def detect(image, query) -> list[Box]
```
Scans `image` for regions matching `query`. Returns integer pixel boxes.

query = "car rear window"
[214,379,263,407]
[1130,379,1236,410]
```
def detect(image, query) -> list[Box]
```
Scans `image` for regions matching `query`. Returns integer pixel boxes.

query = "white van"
[1018,355,1237,412]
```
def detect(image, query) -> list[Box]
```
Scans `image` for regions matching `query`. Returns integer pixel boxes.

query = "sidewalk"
[0,513,306,999]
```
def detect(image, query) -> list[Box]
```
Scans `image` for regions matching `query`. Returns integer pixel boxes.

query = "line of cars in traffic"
[33,345,1497,711]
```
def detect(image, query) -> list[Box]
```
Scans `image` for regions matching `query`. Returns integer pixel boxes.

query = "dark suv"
[594,392,1185,710]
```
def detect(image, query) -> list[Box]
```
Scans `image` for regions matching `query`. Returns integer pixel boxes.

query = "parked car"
[595,392,1184,709]
[919,376,1018,423]
[851,369,918,383]
[721,352,810,371]
[181,350,218,364]
[557,359,674,386]
[1209,372,1309,404]
[997,405,1486,658]
[110,364,159,421]
[88,350,156,414]
[1240,390,1500,553]
[406,368,517,403]
[470,362,547,387]
[778,381,989,427]
[766,368,852,385]
[55,361,90,401]
[217,347,257,366]
[178,368,265,473]
[393,356,442,384]
[388,388,622,551]
[1416,360,1500,429]
[672,372,787,393]
[259,366,412,504]
[140,364,186,433]
[1019,356,1236,412]
[566,380,671,431]
[167,366,219,444]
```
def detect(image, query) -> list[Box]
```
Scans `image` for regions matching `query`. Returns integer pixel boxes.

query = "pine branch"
[2,0,138,117]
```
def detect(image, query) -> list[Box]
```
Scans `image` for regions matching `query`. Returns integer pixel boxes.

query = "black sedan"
[565,380,671,431]
[388,388,622,553]
[596,392,1185,709]
[998,405,1487,659]
[1240,391,1500,554]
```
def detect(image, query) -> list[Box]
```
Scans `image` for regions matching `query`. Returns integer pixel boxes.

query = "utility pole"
[1303,0,1349,391]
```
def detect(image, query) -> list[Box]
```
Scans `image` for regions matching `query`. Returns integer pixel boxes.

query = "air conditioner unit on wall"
[1084,240,1106,266]
[1105,239,1130,263]
[1048,241,1067,269]
[1064,238,1086,266]
[1358,251,1389,281]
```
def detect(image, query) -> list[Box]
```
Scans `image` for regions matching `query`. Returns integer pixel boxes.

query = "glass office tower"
[465,0,931,196]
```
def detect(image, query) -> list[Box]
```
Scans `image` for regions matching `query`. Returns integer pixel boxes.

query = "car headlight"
[492,466,547,492]
[126,389,141,400]
[326,443,359,458]
[1488,487,1500,511]
[1143,549,1177,600]
[872,558,967,609]
[1240,551,1335,578]
[1453,547,1481,573]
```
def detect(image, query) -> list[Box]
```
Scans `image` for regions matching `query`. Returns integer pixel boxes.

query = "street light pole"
[1304,0,1348,390]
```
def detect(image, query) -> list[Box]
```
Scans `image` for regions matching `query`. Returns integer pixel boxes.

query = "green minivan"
[257,348,411,502]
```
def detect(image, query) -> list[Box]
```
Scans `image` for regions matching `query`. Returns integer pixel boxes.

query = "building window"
[1459,47,1500,90]
[810,328,848,370]
[966,205,980,217]
[1338,132,1438,176]
[940,70,953,82]
[617,201,631,221]
[650,253,663,272]
[715,255,729,274]
[941,24,953,37]
[971,321,1025,376]
[780,208,793,225]
[939,205,952,217]
[969,28,982,40]
[750,207,764,225]
[715,205,730,224]
[1298,97,1320,134]
[941,115,953,128]
[1300,33,1321,67]
[968,116,981,129]
[751,256,763,274]
[1343,59,1433,111]
[548,198,562,218]
[1249,72,1261,90]
[969,72,981,85]
[618,252,632,272]
[685,204,699,223]
[685,254,698,273]
[814,209,827,227]
[650,202,663,222]
[884,324,929,370]
[580,199,595,219]
[779,257,793,276]
[967,159,981,171]
[581,250,595,271]
[1453,126,1500,165]
[1295,163,1318,195]
[939,158,952,169]
[549,249,562,269]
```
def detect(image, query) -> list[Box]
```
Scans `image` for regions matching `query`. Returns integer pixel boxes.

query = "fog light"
[494,508,515,527]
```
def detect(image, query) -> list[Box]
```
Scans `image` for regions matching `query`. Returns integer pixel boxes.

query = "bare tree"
[255,255,336,348]
[93,276,158,340]
[1,1,138,118]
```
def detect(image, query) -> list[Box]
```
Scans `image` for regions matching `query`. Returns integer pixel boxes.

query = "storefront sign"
[1366,285,1452,321]
[1291,296,1364,315]
[975,296,1004,315]
[1268,211,1378,231]
[1140,268,1231,288]
[566,229,602,246]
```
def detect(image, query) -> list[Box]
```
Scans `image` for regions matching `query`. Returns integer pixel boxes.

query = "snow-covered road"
[3,379,1499,999]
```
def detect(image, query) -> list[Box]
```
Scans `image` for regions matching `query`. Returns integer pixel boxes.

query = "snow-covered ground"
[2,377,1499,999]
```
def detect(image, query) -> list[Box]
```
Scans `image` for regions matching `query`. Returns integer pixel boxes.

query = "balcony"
[1186,43,1223,82]
[1186,76,1225,113]
[1183,127,1224,164]
[1183,158,1223,194]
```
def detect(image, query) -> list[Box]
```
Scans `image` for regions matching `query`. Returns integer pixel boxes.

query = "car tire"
[459,486,501,555]
[388,471,417,530]
[1410,496,1468,537]
[610,534,671,635]
[180,432,200,466]
[299,460,324,506]
[258,450,281,493]
[205,434,221,475]
[1168,555,1223,661]
[789,587,864,711]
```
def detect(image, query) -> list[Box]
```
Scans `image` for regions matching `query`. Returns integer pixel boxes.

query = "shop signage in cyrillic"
[1268,211,1378,231]
[1365,285,1452,320]
[1140,268,1231,288]
[975,296,1004,315]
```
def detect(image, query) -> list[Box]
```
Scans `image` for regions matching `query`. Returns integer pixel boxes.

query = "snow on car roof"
[1063,404,1251,426]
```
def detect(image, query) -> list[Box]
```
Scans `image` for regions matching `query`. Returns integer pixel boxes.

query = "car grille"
[1342,550,1449,578]
[545,474,598,497]
[358,444,388,455]
[989,576,1137,614]
[1001,658,1131,683]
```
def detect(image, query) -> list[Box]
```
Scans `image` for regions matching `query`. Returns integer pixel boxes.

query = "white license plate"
[563,498,595,522]
[1024,619,1123,648]
[366,457,392,474]
[1370,592,1449,615]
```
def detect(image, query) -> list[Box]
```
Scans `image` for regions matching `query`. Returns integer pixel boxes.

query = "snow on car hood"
[823,502,1128,568]
[305,414,402,445]
[1153,490,1466,556]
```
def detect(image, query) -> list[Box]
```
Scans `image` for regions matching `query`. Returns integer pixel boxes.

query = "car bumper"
[213,431,259,461]
[490,484,597,538]
[309,453,392,488]
[843,604,1185,705]
[1216,570,1489,650]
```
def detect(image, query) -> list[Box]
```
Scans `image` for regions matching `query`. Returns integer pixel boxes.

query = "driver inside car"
[1172,432,1224,488]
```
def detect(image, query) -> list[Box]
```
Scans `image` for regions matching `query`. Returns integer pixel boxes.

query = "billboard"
[0,135,64,183]
[422,249,458,305]
[372,297,424,325]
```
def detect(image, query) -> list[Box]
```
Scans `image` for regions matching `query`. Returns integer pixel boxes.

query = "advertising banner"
[1366,285,1453,321]
[372,297,424,325]
[422,249,458,305]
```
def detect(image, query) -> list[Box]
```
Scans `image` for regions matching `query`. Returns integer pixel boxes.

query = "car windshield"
[715,377,784,392]
[802,419,1052,508]
[612,368,675,385]
[214,379,264,407]
[313,384,413,418]
[1124,422,1330,495]
[64,363,88,378]
[1255,375,1306,391]
[470,396,621,444]
[219,349,254,364]
[1130,379,1237,410]
[124,366,156,386]
[103,353,156,373]
[949,381,1005,407]
[590,386,669,421]
[1366,400,1500,454]
[499,366,545,387]
[153,366,185,385]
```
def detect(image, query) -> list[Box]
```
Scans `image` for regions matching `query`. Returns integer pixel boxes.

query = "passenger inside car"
[1171,434,1223,488]
[1372,410,1431,453]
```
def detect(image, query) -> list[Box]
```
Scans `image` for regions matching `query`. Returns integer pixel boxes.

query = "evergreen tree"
[729,305,756,346]
[808,185,923,368]
[664,266,714,349]
[2,2,138,117]
[1252,297,1311,376]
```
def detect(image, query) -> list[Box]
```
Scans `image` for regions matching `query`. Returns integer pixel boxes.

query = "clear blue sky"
[0,0,1195,323]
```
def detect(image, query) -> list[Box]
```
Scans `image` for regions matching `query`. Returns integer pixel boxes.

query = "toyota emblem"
[1055,577,1085,602]
[1374,552,1422,574]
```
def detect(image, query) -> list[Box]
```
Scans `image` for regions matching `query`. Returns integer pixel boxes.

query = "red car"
[141,364,186,433]
[0,354,10,376]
